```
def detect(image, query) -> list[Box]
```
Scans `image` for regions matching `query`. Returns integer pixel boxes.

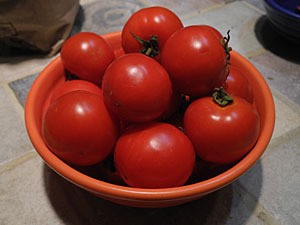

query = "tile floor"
[1,0,300,224]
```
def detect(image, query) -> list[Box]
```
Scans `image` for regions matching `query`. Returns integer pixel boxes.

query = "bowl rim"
[264,0,300,20]
[25,37,275,202]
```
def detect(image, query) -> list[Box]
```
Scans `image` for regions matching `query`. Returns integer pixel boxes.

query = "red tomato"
[161,25,229,98]
[50,80,102,103]
[61,32,115,85]
[224,66,253,103]
[42,91,119,166]
[114,122,196,188]
[183,95,260,164]
[121,6,183,60]
[102,53,173,123]
[202,25,223,41]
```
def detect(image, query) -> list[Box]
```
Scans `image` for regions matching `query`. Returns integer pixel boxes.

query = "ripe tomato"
[183,94,260,164]
[50,80,102,103]
[42,91,119,166]
[161,25,229,98]
[224,66,253,103]
[114,122,196,188]
[121,6,183,60]
[61,32,115,85]
[102,53,173,123]
[202,25,223,41]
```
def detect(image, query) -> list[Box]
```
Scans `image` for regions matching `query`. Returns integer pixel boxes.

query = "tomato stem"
[220,30,232,77]
[212,87,233,107]
[130,31,159,58]
[221,30,232,60]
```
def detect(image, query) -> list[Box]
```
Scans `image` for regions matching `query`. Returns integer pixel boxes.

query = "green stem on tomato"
[130,31,159,58]
[212,87,233,107]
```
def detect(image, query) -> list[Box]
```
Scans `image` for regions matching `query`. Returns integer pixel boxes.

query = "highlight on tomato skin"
[160,25,229,98]
[121,6,183,61]
[42,90,120,166]
[114,122,196,188]
[183,95,260,165]
[101,53,173,123]
[223,66,254,104]
[50,79,103,104]
[60,32,115,85]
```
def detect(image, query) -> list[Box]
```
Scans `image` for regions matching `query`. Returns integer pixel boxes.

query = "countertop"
[1,0,300,224]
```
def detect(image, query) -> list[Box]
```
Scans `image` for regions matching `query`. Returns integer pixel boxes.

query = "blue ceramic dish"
[263,0,300,44]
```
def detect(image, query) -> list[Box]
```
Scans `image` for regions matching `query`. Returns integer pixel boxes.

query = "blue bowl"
[263,0,300,44]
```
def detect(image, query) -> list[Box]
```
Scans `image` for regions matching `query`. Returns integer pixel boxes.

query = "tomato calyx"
[130,31,159,58]
[212,87,233,107]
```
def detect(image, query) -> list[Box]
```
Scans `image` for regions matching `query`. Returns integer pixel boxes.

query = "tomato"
[50,80,102,103]
[224,66,253,103]
[114,122,196,188]
[61,32,115,85]
[102,53,173,123]
[183,93,260,164]
[202,25,223,41]
[42,91,119,166]
[161,25,229,98]
[121,6,183,60]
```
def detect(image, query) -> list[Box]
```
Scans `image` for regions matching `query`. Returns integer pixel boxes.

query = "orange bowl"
[25,31,275,208]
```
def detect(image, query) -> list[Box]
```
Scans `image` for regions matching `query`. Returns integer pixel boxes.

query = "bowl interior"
[25,32,275,207]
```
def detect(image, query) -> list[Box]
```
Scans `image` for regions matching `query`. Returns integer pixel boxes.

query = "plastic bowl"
[25,31,275,208]
[263,0,300,44]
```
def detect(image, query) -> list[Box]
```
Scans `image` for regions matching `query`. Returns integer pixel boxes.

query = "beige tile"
[0,56,56,83]
[142,0,227,18]
[248,50,300,106]
[183,1,264,56]
[0,85,33,165]
[75,0,146,35]
[243,0,266,12]
[271,90,300,140]
[79,0,99,5]
[237,126,300,225]
[0,156,83,225]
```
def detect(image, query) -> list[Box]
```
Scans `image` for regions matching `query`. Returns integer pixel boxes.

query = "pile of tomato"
[42,6,260,189]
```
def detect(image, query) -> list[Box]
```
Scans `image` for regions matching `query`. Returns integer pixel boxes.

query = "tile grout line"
[258,89,300,158]
[271,88,300,116]
[245,48,267,59]
[198,3,226,14]
[261,124,300,159]
[241,1,266,14]
[234,182,282,225]
[181,3,226,21]
[0,150,38,175]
